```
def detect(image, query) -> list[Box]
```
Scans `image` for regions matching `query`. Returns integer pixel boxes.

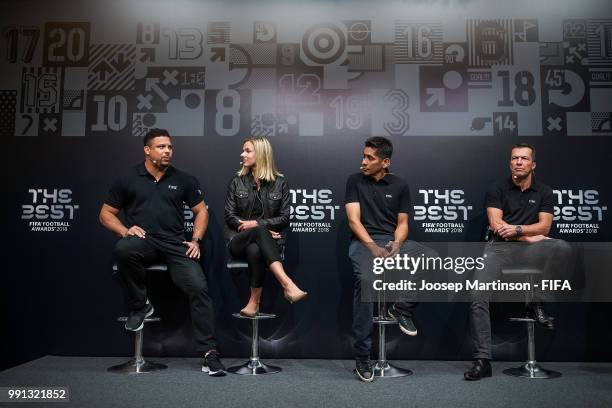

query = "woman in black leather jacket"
[224,137,307,316]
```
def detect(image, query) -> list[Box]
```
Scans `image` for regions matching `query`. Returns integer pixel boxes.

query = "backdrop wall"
[3,0,612,369]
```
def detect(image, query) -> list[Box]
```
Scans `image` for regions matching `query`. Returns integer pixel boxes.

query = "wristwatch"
[191,237,201,244]
[515,225,523,236]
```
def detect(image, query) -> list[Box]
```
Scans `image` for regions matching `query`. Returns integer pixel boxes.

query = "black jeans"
[228,225,282,288]
[349,235,436,358]
[469,238,572,359]
[113,235,217,353]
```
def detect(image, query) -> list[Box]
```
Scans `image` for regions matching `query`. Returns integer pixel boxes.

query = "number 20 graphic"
[43,22,90,66]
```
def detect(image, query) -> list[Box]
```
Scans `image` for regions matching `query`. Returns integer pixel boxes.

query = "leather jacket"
[224,173,290,244]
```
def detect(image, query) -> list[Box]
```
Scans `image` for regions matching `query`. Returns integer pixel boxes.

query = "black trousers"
[228,226,282,288]
[113,235,217,353]
[349,235,437,358]
[469,238,572,359]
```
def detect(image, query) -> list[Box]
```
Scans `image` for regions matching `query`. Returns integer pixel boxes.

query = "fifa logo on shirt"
[289,189,340,233]
[554,189,607,235]
[413,189,473,234]
[21,188,79,232]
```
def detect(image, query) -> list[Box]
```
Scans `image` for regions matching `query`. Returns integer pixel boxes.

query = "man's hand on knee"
[364,242,388,258]
[183,240,201,259]
[124,225,146,239]
[385,241,401,258]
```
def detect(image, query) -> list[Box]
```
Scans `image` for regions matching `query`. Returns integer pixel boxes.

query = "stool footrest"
[508,317,535,322]
[227,262,249,269]
[117,316,161,323]
[232,312,276,320]
[373,317,398,325]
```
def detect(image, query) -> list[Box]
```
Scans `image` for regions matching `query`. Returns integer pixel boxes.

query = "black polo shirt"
[105,163,203,241]
[485,177,554,226]
[345,172,411,236]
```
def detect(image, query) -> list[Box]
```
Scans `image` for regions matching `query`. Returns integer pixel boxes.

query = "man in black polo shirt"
[346,136,434,382]
[464,143,572,381]
[99,128,225,376]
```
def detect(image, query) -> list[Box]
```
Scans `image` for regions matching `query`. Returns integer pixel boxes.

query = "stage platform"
[1,357,611,407]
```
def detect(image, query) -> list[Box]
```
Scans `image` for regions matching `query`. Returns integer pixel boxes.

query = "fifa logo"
[290,189,340,221]
[22,189,79,220]
[414,189,473,221]
[553,190,607,221]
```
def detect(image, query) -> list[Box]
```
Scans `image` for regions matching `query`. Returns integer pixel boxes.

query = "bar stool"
[501,267,561,379]
[227,312,281,375]
[372,271,412,378]
[108,263,169,374]
[226,255,283,375]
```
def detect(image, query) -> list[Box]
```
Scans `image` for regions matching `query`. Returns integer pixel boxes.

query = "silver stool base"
[228,358,282,375]
[108,358,168,374]
[373,361,413,378]
[372,312,413,378]
[505,315,561,379]
[503,362,561,379]
[229,312,280,375]
[109,316,165,374]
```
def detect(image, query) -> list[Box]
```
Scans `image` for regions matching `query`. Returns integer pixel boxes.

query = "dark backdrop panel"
[3,0,612,369]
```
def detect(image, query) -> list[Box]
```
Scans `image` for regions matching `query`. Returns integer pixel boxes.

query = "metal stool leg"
[503,274,561,379]
[503,321,561,379]
[108,319,167,374]
[228,313,281,375]
[372,283,412,378]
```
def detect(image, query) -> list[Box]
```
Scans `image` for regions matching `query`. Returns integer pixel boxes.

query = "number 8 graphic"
[215,90,240,136]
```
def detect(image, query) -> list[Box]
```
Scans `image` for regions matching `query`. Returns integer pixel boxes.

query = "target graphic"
[302,23,346,65]
[345,20,371,45]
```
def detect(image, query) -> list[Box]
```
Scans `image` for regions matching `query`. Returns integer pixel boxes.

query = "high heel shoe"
[239,303,259,317]
[284,289,308,304]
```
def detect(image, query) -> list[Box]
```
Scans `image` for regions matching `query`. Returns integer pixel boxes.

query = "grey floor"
[1,357,612,407]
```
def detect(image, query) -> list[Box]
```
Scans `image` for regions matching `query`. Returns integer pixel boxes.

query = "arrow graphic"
[277,123,289,134]
[211,47,226,62]
[140,47,155,63]
[93,60,113,81]
[425,88,445,107]
[111,53,131,72]
[145,78,169,101]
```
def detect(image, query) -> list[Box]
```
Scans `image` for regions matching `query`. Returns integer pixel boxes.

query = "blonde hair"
[237,137,283,182]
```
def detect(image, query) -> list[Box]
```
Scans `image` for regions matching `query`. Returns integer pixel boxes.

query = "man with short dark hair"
[345,136,433,382]
[99,128,226,376]
[464,143,572,381]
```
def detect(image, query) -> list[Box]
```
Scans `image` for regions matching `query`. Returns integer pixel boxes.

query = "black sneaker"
[354,357,374,382]
[388,305,417,336]
[124,302,154,331]
[201,350,226,376]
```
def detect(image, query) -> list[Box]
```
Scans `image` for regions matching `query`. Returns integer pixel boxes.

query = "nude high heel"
[284,289,308,304]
